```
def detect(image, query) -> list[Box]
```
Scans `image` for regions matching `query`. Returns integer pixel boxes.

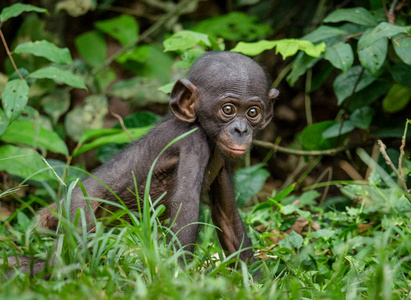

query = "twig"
[252,140,348,156]
[341,32,364,41]
[384,0,398,24]
[305,68,312,125]
[393,34,411,46]
[398,119,409,182]
[0,28,24,80]
[92,0,201,74]
[110,111,134,141]
[377,139,409,194]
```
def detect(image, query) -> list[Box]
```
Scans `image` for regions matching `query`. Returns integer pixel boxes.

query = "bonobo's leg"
[210,167,254,262]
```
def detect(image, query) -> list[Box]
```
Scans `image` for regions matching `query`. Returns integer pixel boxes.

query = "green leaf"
[95,15,139,46]
[287,52,320,87]
[158,82,175,94]
[29,66,87,89]
[1,79,29,122]
[116,46,149,64]
[348,80,391,111]
[234,163,270,208]
[391,63,411,89]
[40,89,71,124]
[192,12,271,41]
[393,34,411,65]
[382,84,411,113]
[0,120,68,155]
[0,145,55,181]
[358,31,387,75]
[64,95,108,141]
[282,204,299,215]
[350,106,375,129]
[310,229,334,239]
[358,22,410,49]
[301,121,341,150]
[324,42,353,74]
[231,39,326,59]
[302,26,347,44]
[322,121,355,138]
[75,30,107,67]
[79,128,122,144]
[323,7,377,26]
[163,30,211,52]
[0,3,48,23]
[333,65,376,105]
[14,40,73,65]
[73,126,152,157]
[288,231,304,249]
[0,109,10,136]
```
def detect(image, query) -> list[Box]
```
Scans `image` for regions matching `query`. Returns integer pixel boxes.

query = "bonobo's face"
[198,90,267,158]
[169,52,279,158]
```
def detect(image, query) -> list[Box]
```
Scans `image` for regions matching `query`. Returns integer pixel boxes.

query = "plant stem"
[252,140,349,156]
[0,28,23,80]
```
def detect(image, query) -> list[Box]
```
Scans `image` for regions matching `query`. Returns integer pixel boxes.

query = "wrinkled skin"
[2,51,279,277]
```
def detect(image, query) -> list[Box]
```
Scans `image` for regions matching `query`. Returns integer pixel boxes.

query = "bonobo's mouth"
[218,142,248,156]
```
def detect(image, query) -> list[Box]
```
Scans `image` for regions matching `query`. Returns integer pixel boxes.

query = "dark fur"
[2,51,279,276]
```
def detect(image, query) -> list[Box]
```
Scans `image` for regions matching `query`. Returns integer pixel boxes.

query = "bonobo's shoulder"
[155,116,207,141]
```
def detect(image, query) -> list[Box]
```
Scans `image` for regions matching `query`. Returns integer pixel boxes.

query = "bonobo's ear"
[261,88,279,128]
[170,79,198,123]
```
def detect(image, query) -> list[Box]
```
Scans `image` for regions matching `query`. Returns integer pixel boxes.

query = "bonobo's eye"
[222,104,235,116]
[247,107,260,118]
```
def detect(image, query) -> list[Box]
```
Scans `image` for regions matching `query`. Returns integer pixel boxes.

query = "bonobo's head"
[170,51,279,157]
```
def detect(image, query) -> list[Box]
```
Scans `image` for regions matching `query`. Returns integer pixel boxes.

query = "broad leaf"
[287,52,320,87]
[301,121,341,150]
[324,42,353,74]
[302,26,347,44]
[29,66,87,89]
[323,7,377,26]
[350,106,375,129]
[393,34,411,65]
[14,40,73,65]
[0,109,10,136]
[40,89,71,124]
[1,79,29,122]
[0,145,55,182]
[164,30,211,52]
[333,65,376,105]
[358,22,410,49]
[358,31,388,75]
[234,163,270,208]
[75,30,107,67]
[382,84,411,113]
[73,126,152,157]
[232,39,326,59]
[0,120,68,155]
[95,15,139,46]
[0,3,47,23]
[322,121,355,138]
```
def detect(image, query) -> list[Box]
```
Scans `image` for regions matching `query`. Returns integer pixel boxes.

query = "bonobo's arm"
[169,131,210,253]
[210,167,254,262]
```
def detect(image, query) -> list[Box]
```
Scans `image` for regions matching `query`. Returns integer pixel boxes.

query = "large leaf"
[333,65,376,105]
[1,79,29,122]
[324,42,353,74]
[0,120,68,155]
[232,39,326,59]
[73,126,152,157]
[323,7,377,26]
[163,30,211,52]
[0,3,47,23]
[286,52,320,87]
[14,40,73,65]
[95,15,139,46]
[322,121,355,138]
[349,106,375,129]
[358,30,388,75]
[40,88,71,124]
[301,121,341,150]
[234,163,270,208]
[302,26,347,44]
[29,66,86,89]
[358,22,410,49]
[0,145,55,182]
[75,30,107,67]
[382,84,411,113]
[0,109,10,136]
[393,34,411,66]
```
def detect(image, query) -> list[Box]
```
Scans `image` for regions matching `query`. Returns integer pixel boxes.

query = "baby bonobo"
[5,51,279,276]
